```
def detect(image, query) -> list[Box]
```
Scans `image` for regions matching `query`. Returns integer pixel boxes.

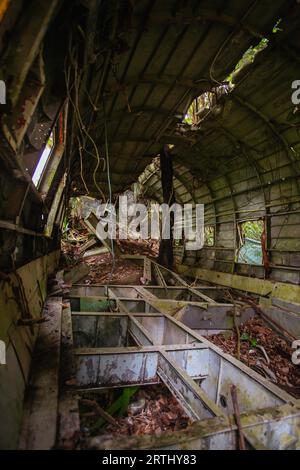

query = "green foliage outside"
[227,38,269,83]
[204,226,215,246]
[227,19,282,83]
[184,19,282,125]
[241,220,264,241]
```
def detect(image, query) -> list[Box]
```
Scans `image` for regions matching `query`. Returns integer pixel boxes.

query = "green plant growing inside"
[241,332,258,348]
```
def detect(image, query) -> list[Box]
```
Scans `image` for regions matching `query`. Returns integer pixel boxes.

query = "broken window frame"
[32,128,56,187]
[32,102,67,191]
[236,219,264,266]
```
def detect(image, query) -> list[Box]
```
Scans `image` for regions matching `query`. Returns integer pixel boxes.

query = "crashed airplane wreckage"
[0,0,300,453]
[13,256,300,450]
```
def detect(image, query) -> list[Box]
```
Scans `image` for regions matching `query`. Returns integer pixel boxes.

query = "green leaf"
[241,332,250,341]
[91,386,139,431]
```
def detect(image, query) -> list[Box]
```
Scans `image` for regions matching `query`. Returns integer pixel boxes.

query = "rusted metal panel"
[167,347,209,378]
[60,265,300,450]
[178,303,255,330]
[166,313,298,408]
[75,349,159,387]
[202,350,286,415]
[135,314,165,345]
[128,315,153,346]
[72,314,128,348]
[260,298,300,339]
[158,351,224,420]
[0,250,59,449]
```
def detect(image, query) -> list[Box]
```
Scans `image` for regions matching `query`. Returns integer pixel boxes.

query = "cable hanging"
[103,93,115,279]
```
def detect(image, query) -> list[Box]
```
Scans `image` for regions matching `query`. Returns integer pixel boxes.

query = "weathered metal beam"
[71,302,295,414]
[158,350,224,420]
[177,265,300,304]
[128,315,153,346]
[44,173,66,237]
[68,293,234,320]
[0,219,47,237]
[74,344,209,387]
[75,348,159,387]
[165,313,297,409]
[69,284,222,299]
[2,0,60,107]
[18,297,62,450]
[57,302,80,450]
[0,250,60,449]
[39,141,65,198]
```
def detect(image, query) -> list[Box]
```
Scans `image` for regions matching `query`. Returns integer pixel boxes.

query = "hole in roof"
[183,85,231,126]
[182,19,283,128]
[227,18,282,84]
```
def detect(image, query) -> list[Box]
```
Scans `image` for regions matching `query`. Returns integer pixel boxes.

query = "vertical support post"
[158,145,175,269]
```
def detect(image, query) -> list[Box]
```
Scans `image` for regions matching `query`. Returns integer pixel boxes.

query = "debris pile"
[61,228,91,264]
[84,253,144,285]
[60,210,159,285]
[62,209,159,261]
[117,238,159,258]
[207,317,300,397]
[80,385,191,440]
[106,387,191,436]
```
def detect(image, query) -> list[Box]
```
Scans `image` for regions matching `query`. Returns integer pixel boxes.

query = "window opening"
[236,220,264,265]
[32,130,55,187]
[204,226,215,246]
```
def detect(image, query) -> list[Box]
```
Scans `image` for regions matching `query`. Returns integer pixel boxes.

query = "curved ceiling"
[71,0,299,197]
[0,0,299,282]
[70,0,300,283]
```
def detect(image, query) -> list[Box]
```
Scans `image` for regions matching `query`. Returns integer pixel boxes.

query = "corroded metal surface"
[68,275,298,450]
